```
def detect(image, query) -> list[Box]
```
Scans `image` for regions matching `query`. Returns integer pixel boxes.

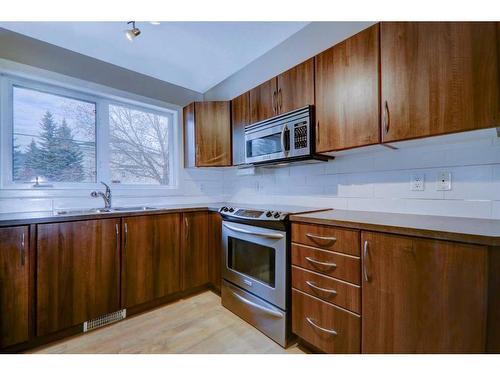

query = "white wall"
[222,131,500,219]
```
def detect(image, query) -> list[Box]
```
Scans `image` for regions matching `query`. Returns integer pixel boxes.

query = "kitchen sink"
[54,208,113,216]
[53,206,157,216]
[111,206,157,212]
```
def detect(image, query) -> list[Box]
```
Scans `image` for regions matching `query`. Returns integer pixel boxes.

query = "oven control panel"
[219,206,287,221]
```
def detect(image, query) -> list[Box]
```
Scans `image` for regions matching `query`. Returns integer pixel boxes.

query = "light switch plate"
[437,171,452,191]
[410,173,425,191]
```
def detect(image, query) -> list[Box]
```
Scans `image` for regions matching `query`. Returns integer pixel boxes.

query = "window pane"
[13,86,96,183]
[109,104,171,185]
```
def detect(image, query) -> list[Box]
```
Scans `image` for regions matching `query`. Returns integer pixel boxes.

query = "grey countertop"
[290,209,500,246]
[0,202,226,227]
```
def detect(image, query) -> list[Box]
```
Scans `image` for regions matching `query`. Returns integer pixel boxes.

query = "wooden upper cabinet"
[381,22,500,142]
[122,214,181,309]
[231,92,250,165]
[249,77,278,123]
[277,58,315,114]
[181,211,210,290]
[0,226,29,348]
[37,219,120,336]
[361,231,488,353]
[315,24,380,153]
[183,101,232,168]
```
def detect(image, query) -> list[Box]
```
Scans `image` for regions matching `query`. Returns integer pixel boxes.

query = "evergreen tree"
[12,141,23,180]
[22,139,42,181]
[28,111,86,182]
[37,111,60,180]
[55,119,84,181]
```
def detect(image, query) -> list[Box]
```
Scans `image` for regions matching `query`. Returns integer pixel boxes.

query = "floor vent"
[83,309,126,332]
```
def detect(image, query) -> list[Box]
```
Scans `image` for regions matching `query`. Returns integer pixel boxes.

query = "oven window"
[227,237,276,287]
[246,132,282,158]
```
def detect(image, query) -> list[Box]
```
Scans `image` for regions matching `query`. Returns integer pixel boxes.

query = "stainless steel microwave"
[244,106,319,165]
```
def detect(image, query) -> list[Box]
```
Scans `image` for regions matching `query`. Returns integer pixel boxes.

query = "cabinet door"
[122,214,181,308]
[0,226,29,348]
[381,22,500,142]
[361,231,488,353]
[195,101,232,167]
[315,24,380,152]
[231,92,250,165]
[182,212,209,290]
[37,219,120,336]
[208,212,222,292]
[249,78,278,123]
[277,58,314,114]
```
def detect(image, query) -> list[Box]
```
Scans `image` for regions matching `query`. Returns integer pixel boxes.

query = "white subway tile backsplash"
[2,131,499,219]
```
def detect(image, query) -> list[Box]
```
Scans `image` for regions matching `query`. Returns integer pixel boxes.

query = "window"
[2,75,177,188]
[109,104,172,185]
[12,86,96,183]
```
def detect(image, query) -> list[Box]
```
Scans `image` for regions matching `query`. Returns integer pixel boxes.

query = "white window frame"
[0,73,180,191]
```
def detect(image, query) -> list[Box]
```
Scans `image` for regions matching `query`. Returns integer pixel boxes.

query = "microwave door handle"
[223,223,284,239]
[280,124,288,156]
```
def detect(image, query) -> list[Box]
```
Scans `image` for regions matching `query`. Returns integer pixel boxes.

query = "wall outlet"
[437,171,452,191]
[410,173,425,191]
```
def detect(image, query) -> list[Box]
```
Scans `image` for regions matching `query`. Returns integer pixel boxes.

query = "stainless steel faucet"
[91,181,112,209]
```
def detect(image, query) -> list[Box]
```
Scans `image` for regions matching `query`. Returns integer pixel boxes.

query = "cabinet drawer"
[292,266,360,314]
[292,223,360,256]
[291,243,360,285]
[292,289,360,353]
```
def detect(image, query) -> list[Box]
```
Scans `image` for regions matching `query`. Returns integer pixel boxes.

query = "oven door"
[245,123,290,164]
[222,220,286,309]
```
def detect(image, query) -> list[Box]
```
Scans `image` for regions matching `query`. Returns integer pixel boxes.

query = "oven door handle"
[223,223,284,239]
[229,289,284,319]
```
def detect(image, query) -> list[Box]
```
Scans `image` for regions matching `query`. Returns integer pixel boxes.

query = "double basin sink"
[54,206,157,216]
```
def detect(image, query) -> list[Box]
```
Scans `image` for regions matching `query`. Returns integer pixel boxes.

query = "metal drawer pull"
[306,281,337,295]
[230,289,284,319]
[306,233,337,243]
[223,223,284,239]
[363,240,369,282]
[306,317,337,336]
[305,257,337,269]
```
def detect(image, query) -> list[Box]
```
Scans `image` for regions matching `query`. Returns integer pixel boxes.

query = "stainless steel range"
[219,204,326,347]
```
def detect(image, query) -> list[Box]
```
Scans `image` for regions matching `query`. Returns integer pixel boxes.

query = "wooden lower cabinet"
[0,226,29,348]
[292,289,361,353]
[122,214,181,308]
[361,231,488,353]
[37,219,121,336]
[208,212,222,292]
[182,212,210,290]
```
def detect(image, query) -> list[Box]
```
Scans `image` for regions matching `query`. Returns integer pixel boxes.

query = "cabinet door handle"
[272,91,277,114]
[124,222,128,253]
[363,240,370,282]
[305,256,337,269]
[383,100,390,135]
[278,88,282,113]
[115,223,120,253]
[184,216,189,240]
[306,317,337,336]
[306,281,337,296]
[306,233,337,243]
[20,232,26,266]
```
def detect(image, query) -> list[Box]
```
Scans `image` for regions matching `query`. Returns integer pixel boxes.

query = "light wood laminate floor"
[30,291,304,354]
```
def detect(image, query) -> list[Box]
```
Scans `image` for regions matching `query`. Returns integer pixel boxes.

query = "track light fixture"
[125,21,141,41]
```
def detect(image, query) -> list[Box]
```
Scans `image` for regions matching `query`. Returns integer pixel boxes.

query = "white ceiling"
[0,22,309,93]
